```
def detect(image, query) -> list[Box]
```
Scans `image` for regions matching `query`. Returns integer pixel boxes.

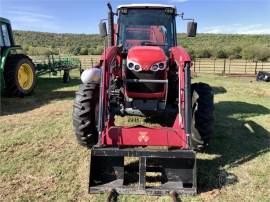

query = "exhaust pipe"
[107,3,114,46]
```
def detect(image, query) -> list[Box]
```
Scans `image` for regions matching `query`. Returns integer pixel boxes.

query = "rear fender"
[0,46,22,70]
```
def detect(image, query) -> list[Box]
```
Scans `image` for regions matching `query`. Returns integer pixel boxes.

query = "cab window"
[1,24,11,46]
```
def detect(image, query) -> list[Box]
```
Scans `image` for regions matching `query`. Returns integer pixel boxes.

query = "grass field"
[0,71,269,202]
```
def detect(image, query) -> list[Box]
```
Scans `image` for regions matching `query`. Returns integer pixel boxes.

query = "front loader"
[73,3,214,196]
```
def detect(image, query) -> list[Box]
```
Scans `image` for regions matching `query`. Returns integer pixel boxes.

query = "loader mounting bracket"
[89,147,197,195]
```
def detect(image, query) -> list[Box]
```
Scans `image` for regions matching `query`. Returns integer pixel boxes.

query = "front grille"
[125,70,165,93]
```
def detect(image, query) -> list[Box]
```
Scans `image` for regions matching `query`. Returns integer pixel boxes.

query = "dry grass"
[0,72,269,202]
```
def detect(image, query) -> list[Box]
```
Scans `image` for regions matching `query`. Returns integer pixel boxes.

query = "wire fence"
[192,58,270,75]
[73,55,100,69]
[73,55,270,75]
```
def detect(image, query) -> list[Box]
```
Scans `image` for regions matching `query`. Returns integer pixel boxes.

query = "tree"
[72,47,81,55]
[196,49,212,58]
[213,49,228,59]
[80,48,88,55]
[256,48,270,62]
[242,47,270,62]
[228,46,242,59]
[186,48,196,59]
[241,47,256,61]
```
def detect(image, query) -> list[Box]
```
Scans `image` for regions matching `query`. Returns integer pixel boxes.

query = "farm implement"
[73,3,214,198]
[0,17,81,97]
[34,54,81,83]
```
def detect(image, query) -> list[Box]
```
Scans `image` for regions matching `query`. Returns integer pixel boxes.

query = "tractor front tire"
[73,83,99,148]
[4,54,36,97]
[191,82,214,150]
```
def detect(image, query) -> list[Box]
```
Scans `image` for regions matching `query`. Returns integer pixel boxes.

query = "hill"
[13,30,270,60]
[13,30,103,56]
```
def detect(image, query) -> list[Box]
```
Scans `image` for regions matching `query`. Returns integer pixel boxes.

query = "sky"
[0,0,270,34]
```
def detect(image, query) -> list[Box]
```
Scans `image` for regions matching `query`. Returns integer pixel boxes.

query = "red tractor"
[73,3,214,196]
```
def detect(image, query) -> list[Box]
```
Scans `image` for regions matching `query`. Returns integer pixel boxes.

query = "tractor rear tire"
[191,82,214,150]
[73,83,99,148]
[4,54,36,97]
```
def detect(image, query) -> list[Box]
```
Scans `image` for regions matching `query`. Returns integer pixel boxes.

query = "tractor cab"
[95,4,197,115]
[115,5,178,113]
[117,5,177,54]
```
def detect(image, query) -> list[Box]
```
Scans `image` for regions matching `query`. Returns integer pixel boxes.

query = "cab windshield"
[117,8,176,53]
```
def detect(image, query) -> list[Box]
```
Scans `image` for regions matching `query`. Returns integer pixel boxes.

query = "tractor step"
[89,147,197,195]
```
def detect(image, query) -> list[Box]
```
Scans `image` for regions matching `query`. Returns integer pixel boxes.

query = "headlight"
[127,59,142,72]
[150,62,166,71]
[151,64,159,71]
[128,62,134,69]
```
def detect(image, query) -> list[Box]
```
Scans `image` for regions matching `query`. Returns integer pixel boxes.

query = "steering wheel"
[140,41,153,46]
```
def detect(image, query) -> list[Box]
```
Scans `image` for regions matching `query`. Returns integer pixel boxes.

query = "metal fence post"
[229,59,231,74]
[255,61,258,74]
[245,60,247,74]
[213,59,216,73]
[223,59,226,75]
[198,59,200,73]
[48,55,51,77]
[194,58,196,73]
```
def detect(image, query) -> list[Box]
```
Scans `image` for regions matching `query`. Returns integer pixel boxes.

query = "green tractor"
[0,17,36,96]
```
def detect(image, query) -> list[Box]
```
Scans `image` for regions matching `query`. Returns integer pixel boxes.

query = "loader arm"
[170,46,192,149]
[97,46,118,145]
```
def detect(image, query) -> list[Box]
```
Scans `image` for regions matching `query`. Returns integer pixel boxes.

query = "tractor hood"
[127,46,166,71]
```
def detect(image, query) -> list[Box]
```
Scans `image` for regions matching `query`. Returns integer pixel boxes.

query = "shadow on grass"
[1,76,81,115]
[112,86,269,194]
[212,86,227,94]
[134,99,270,193]
[144,86,228,127]
[198,101,270,193]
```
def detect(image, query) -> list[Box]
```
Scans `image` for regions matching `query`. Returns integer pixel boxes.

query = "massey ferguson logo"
[138,132,150,142]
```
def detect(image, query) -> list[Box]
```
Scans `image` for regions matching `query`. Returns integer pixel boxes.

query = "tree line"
[14,31,270,61]
[14,30,104,56]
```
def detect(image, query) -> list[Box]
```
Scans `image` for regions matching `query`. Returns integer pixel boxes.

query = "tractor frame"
[87,4,198,196]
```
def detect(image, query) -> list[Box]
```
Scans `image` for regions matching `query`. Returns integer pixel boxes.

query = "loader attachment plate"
[89,147,197,195]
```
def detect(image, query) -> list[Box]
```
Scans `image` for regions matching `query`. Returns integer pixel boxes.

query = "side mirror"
[99,22,107,37]
[187,22,197,37]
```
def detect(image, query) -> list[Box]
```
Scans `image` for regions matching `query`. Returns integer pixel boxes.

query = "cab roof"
[117,4,176,10]
[0,17,11,24]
